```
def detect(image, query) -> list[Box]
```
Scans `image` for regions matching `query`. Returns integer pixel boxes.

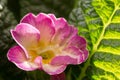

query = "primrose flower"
[7,13,88,75]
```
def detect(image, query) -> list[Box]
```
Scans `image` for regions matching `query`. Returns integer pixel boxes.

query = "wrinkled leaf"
[0,0,26,80]
[20,0,75,19]
[0,0,17,52]
[69,0,120,80]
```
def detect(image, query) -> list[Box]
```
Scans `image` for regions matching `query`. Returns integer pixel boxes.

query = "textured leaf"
[0,0,26,80]
[69,0,120,80]
[20,0,75,19]
[0,0,17,52]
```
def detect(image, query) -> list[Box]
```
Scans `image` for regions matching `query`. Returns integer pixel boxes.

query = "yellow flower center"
[39,50,55,64]
[28,44,62,64]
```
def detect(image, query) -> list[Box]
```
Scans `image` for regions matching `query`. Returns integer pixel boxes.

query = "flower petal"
[52,25,78,46]
[42,64,66,75]
[67,35,87,49]
[51,47,84,65]
[11,23,40,49]
[7,46,38,71]
[48,14,78,45]
[35,13,55,42]
[52,24,69,44]
[51,56,78,65]
[66,36,88,62]
[20,13,36,26]
[21,13,55,43]
[34,56,42,70]
[48,14,67,30]
[82,49,89,61]
[48,14,57,22]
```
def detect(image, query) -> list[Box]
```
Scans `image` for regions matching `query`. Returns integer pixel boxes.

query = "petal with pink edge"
[35,14,55,42]
[20,13,36,27]
[48,14,57,22]
[42,64,66,75]
[36,13,52,23]
[21,13,55,43]
[67,35,87,49]
[7,46,38,71]
[34,56,42,70]
[11,23,40,49]
[51,47,84,65]
[54,18,67,30]
[52,24,70,44]
[52,25,78,46]
[49,14,67,30]
[82,49,89,61]
[51,56,78,65]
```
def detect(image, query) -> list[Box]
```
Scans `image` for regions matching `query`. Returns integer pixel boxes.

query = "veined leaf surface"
[69,0,120,80]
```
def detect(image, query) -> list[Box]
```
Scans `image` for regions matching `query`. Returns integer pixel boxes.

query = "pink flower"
[7,13,88,75]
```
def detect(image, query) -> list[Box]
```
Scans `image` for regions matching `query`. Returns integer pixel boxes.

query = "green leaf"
[69,0,120,80]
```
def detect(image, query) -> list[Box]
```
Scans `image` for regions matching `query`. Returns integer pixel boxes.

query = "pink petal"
[51,56,78,65]
[48,14,76,45]
[36,13,52,23]
[21,13,55,43]
[49,14,67,30]
[34,56,42,70]
[41,64,66,75]
[48,14,57,22]
[66,36,88,62]
[11,23,40,49]
[67,35,87,49]
[35,13,55,42]
[82,49,89,61]
[48,14,78,43]
[55,18,67,29]
[52,24,70,44]
[20,13,36,26]
[52,25,78,46]
[7,46,38,71]
[51,47,84,65]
